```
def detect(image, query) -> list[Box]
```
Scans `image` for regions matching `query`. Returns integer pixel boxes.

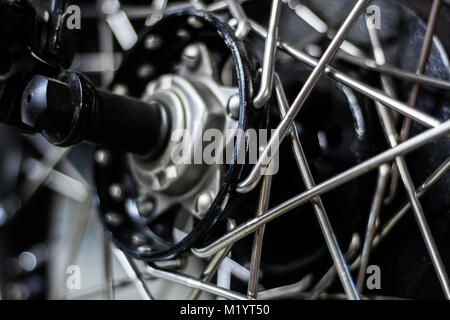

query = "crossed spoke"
[59,0,450,300]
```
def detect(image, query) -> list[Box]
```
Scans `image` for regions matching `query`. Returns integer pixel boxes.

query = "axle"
[21,71,170,158]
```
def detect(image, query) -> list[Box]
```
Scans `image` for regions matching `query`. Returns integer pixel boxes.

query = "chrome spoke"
[356,165,390,293]
[58,193,92,299]
[313,158,450,299]
[307,234,361,300]
[20,146,71,205]
[225,0,251,39]
[335,51,450,91]
[274,74,359,299]
[101,0,138,51]
[253,0,281,108]
[188,219,236,300]
[68,276,151,300]
[285,0,364,56]
[387,0,443,204]
[48,160,93,300]
[374,157,450,247]
[97,0,115,86]
[400,0,443,142]
[247,175,273,298]
[366,21,450,298]
[193,119,450,258]
[237,0,371,193]
[113,248,154,300]
[145,264,251,300]
[206,0,253,13]
[145,0,167,26]
[257,274,313,300]
[44,0,450,301]
[248,20,444,132]
[189,247,231,300]
[103,234,114,300]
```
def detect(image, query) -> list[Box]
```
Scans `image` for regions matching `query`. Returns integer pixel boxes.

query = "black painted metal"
[95,9,259,261]
[21,72,170,156]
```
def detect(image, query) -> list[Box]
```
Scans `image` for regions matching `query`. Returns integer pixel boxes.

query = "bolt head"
[305,43,322,58]
[109,184,124,201]
[137,64,155,78]
[195,191,214,216]
[112,83,128,96]
[227,94,240,120]
[182,45,201,70]
[187,16,203,29]
[131,233,147,246]
[94,149,110,166]
[105,212,123,227]
[176,29,190,39]
[137,197,155,218]
[144,34,162,50]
